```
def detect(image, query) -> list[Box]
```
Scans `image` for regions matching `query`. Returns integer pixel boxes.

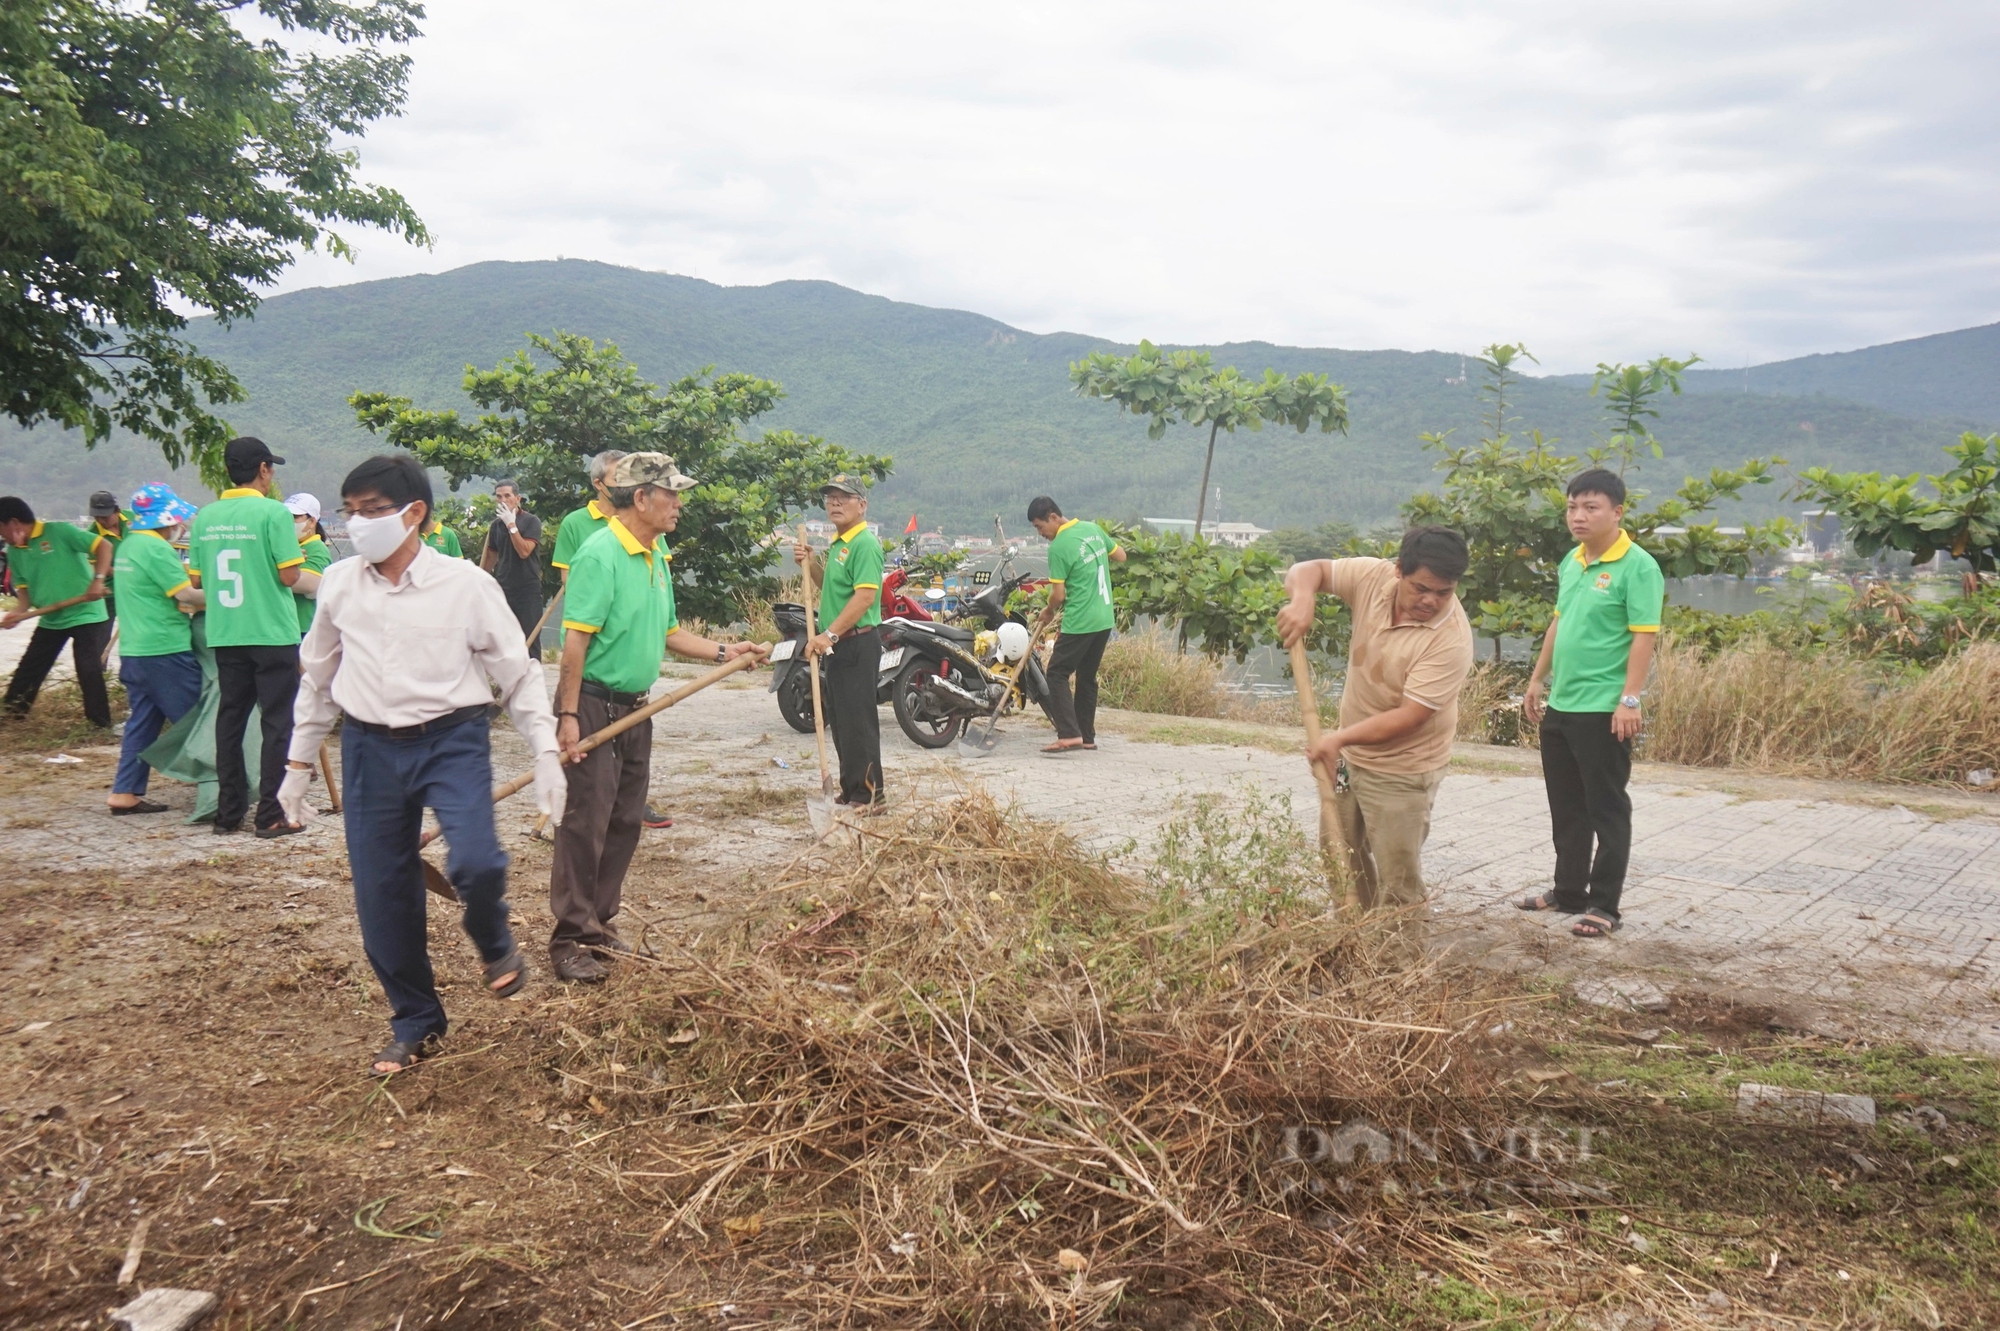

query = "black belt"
[835,625,878,642]
[348,702,487,738]
[581,679,650,707]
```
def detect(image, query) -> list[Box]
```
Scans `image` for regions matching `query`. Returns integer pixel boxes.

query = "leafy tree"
[1475,341,1536,442]
[1793,431,2000,588]
[1407,345,1788,650]
[1590,354,1702,475]
[351,332,891,623]
[1069,341,1349,536]
[1105,524,1349,662]
[3,0,429,484]
[1255,520,1360,566]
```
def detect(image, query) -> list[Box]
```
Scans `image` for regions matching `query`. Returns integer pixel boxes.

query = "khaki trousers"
[1325,763,1448,916]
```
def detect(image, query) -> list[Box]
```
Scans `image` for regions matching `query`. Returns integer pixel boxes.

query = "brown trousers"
[1327,763,1447,920]
[549,691,651,955]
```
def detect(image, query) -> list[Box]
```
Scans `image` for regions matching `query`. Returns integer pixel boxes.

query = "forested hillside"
[3,260,1992,531]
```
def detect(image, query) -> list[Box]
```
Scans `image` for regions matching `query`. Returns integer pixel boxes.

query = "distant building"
[916,530,950,556]
[1142,518,1271,549]
[954,536,995,551]
[1801,509,1842,554]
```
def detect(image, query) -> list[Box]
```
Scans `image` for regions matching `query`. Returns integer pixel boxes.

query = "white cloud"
[273,0,2000,371]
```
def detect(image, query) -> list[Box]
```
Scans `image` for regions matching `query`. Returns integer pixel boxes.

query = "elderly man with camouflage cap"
[549,452,767,983]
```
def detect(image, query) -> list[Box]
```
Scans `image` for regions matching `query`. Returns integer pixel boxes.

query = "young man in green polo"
[1027,495,1126,754]
[88,490,133,619]
[1521,468,1665,939]
[190,436,319,837]
[0,495,115,727]
[549,453,765,982]
[792,476,885,808]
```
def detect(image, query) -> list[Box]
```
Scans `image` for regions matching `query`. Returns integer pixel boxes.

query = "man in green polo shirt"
[1027,495,1126,754]
[189,436,320,838]
[109,484,208,814]
[1521,468,1665,938]
[549,452,765,983]
[792,475,886,808]
[0,496,115,727]
[550,450,626,582]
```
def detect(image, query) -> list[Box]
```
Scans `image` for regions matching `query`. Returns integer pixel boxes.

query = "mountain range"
[4,260,1995,533]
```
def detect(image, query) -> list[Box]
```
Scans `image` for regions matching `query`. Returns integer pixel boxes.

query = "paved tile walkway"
[8,658,1999,1051]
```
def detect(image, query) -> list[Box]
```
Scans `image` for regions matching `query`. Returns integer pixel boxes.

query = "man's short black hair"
[1027,495,1062,523]
[341,454,434,515]
[0,496,34,526]
[1397,525,1469,584]
[1566,468,1626,506]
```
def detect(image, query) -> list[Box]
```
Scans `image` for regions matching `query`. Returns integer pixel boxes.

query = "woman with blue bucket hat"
[107,484,208,814]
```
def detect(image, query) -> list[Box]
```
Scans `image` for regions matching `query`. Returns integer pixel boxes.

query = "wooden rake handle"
[1289,641,1339,805]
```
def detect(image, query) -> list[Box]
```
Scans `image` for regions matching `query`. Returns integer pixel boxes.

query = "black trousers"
[823,628,884,805]
[1042,628,1111,742]
[4,619,111,727]
[214,643,301,831]
[502,583,543,648]
[1539,707,1633,919]
[549,690,650,954]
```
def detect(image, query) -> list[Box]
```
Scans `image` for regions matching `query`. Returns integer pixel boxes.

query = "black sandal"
[484,947,527,999]
[1572,910,1622,938]
[368,1035,439,1077]
[1517,892,1580,913]
[110,800,169,816]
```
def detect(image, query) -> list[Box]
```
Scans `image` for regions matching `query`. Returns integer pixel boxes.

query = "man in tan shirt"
[1276,526,1475,923]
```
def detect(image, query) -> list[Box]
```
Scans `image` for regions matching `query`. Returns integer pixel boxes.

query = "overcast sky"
[273,0,2000,373]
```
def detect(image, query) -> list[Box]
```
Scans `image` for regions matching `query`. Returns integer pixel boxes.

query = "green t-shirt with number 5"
[1045,519,1118,635]
[190,488,306,648]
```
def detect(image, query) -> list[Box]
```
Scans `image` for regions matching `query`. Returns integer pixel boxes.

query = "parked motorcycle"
[767,597,916,734]
[879,555,1051,749]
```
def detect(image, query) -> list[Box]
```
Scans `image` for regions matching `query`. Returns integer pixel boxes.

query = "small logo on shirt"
[1594,571,1613,591]
[836,548,849,564]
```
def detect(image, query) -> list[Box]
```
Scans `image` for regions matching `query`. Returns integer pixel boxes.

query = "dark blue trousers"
[342,713,515,1045]
[113,651,202,795]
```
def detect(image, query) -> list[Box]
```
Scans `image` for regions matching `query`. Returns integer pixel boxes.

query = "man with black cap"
[88,491,132,622]
[549,453,765,982]
[189,437,322,837]
[791,475,885,809]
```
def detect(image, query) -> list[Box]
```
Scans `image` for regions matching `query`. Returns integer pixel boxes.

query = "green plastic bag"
[139,615,262,824]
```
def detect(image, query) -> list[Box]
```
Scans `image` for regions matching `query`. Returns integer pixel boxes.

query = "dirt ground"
[3,682,1995,1330]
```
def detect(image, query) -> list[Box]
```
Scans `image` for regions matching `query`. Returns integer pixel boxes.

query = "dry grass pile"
[1097,627,1233,718]
[1647,636,2000,783]
[1454,659,1535,748]
[536,790,1670,1326]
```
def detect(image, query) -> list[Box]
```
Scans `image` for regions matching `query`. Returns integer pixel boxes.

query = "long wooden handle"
[799,525,832,794]
[489,652,761,802]
[319,741,342,813]
[1290,641,1339,805]
[526,588,563,647]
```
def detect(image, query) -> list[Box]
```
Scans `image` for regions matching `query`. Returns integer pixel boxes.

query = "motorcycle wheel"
[892,657,965,749]
[776,666,817,734]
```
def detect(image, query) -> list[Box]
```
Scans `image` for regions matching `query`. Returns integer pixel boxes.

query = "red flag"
[904,514,919,534]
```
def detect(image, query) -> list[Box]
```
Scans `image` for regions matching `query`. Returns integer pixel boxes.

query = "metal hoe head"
[956,713,1004,757]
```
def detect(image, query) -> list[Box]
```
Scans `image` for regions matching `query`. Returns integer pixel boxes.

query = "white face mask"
[347,504,416,564]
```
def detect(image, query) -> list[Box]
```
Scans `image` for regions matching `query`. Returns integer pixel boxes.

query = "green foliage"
[1405,345,1792,641]
[1253,520,1359,565]
[1107,523,1348,661]
[1069,339,1349,532]
[351,332,891,622]
[1794,431,2000,573]
[1,0,428,486]
[900,550,962,584]
[1590,354,1701,474]
[1146,783,1324,926]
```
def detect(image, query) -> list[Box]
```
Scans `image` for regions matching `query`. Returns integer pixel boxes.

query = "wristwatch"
[1620,694,1642,710]
[715,644,727,663]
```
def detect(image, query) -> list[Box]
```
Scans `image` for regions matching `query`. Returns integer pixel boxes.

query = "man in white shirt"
[280,455,567,1077]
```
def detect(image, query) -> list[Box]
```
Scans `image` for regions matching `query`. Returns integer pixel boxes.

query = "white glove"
[533,749,568,828]
[277,765,315,827]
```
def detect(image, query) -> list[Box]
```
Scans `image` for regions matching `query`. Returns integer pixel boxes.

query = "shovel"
[798,525,839,835]
[958,619,1054,758]
[414,653,760,900]
[1289,640,1348,909]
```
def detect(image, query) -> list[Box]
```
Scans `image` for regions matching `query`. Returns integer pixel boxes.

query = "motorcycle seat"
[897,618,977,643]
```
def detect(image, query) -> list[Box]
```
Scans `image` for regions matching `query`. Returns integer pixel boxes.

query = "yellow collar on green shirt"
[219,487,262,500]
[587,499,606,520]
[606,516,669,563]
[836,521,869,543]
[27,520,43,539]
[1575,530,1634,566]
[1056,518,1078,535]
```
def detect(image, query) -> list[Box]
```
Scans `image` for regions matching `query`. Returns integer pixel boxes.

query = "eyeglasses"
[342,500,403,519]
